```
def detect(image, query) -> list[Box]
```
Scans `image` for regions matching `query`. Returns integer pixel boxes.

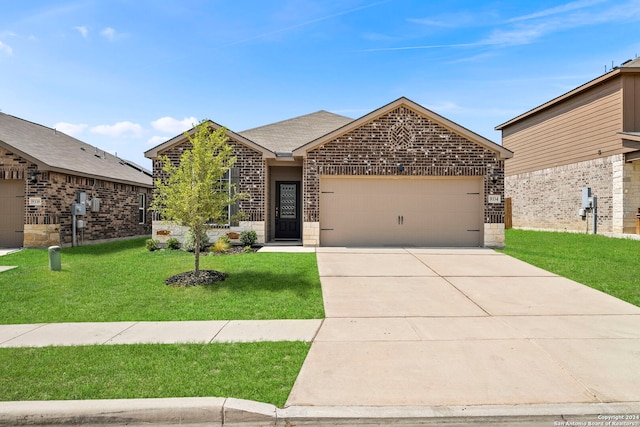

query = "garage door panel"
[320,177,482,247]
[0,180,25,247]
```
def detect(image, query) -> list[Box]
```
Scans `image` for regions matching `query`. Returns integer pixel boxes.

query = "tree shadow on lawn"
[65,238,151,257]
[200,270,321,299]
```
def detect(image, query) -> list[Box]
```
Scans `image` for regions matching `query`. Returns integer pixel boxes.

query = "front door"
[275,181,300,239]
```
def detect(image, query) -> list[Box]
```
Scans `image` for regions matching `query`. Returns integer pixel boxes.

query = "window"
[208,168,239,228]
[138,194,146,224]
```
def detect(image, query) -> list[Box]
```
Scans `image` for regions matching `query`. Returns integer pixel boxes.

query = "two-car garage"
[319,176,484,247]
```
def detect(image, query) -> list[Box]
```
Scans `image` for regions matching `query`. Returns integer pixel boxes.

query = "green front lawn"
[500,229,640,307]
[0,342,309,407]
[0,238,324,324]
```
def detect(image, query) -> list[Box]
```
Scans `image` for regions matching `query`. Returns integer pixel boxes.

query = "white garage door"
[0,180,25,247]
[320,176,483,247]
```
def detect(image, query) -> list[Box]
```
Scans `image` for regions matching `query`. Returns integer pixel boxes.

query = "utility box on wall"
[72,203,86,216]
[581,187,592,209]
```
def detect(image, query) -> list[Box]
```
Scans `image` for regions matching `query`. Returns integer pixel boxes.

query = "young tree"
[151,121,243,275]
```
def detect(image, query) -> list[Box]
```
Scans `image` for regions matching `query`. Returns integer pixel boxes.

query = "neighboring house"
[0,113,153,248]
[496,58,640,235]
[145,97,512,248]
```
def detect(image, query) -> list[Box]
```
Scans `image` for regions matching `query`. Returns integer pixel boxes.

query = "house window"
[208,168,239,228]
[138,194,146,224]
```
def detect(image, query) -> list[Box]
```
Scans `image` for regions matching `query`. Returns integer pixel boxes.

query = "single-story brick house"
[495,57,640,235]
[0,113,153,248]
[145,97,513,247]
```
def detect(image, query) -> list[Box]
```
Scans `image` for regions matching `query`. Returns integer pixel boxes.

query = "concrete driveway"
[287,247,640,407]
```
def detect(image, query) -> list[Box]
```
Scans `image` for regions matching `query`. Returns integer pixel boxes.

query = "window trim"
[138,193,146,224]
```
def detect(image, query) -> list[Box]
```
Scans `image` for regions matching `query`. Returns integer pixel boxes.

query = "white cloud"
[507,0,606,23]
[54,122,88,137]
[147,135,169,146]
[100,27,127,42]
[151,116,197,134]
[425,101,463,112]
[0,41,13,56]
[479,24,549,47]
[91,121,143,138]
[369,0,640,53]
[74,26,88,38]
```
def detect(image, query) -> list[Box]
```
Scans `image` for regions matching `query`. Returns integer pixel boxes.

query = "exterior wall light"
[491,169,502,184]
[28,170,42,185]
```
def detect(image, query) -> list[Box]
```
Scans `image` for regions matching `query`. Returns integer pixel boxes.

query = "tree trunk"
[194,229,200,275]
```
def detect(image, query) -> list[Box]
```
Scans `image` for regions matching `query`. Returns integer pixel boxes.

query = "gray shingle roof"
[239,110,353,153]
[0,113,152,187]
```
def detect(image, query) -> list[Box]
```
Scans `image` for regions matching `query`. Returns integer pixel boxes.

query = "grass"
[0,342,310,407]
[500,229,640,307]
[0,238,324,324]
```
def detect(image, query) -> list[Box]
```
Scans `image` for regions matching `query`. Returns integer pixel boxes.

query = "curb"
[2,398,640,426]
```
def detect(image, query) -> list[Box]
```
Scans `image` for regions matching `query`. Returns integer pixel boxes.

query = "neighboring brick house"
[145,97,512,248]
[0,113,153,248]
[496,58,640,235]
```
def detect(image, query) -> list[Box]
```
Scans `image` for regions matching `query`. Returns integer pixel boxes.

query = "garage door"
[320,176,483,247]
[0,180,25,247]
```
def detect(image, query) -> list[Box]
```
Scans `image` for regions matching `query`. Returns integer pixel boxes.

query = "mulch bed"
[208,246,261,255]
[165,270,227,287]
[163,246,261,286]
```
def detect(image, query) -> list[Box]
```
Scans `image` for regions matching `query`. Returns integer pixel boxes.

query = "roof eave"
[619,132,640,143]
[293,97,513,160]
[44,165,153,187]
[0,140,48,169]
[144,120,275,159]
[495,68,625,131]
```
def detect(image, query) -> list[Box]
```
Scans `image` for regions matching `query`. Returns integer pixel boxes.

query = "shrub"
[166,238,181,250]
[240,230,258,247]
[218,235,231,245]
[243,245,253,253]
[182,229,210,252]
[145,239,160,251]
[211,237,231,254]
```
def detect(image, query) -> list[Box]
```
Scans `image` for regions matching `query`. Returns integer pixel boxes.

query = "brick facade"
[153,138,266,243]
[505,155,616,233]
[1,146,152,247]
[149,102,508,248]
[303,106,505,224]
[618,159,640,233]
[154,136,266,223]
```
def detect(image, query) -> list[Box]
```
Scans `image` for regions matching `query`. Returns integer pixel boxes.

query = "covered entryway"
[0,180,25,247]
[268,165,302,242]
[275,181,300,239]
[319,176,483,246]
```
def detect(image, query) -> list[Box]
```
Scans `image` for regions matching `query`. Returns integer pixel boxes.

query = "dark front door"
[275,181,300,239]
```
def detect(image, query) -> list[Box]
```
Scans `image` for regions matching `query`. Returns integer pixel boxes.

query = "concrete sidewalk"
[0,319,322,347]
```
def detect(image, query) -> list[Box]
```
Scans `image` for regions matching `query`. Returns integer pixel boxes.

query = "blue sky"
[1,0,639,168]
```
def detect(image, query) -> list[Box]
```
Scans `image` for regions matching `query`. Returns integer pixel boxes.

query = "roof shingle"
[0,113,152,186]
[239,110,353,153]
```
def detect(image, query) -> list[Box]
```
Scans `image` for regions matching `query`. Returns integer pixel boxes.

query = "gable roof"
[0,113,152,187]
[239,111,353,153]
[292,97,513,159]
[496,58,640,130]
[144,119,275,159]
